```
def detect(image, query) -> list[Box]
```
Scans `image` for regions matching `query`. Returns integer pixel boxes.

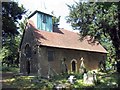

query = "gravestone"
[68,75,75,84]
[83,71,97,85]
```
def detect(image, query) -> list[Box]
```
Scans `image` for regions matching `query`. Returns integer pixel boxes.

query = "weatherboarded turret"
[28,10,53,32]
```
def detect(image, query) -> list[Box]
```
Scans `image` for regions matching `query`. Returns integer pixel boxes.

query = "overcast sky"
[18,0,80,30]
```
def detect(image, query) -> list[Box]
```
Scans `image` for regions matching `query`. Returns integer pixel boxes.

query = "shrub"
[2,66,19,73]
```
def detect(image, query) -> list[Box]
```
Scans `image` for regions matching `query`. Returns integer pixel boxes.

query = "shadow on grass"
[2,71,120,89]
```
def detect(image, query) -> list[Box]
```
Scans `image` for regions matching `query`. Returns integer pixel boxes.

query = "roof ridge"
[59,28,79,33]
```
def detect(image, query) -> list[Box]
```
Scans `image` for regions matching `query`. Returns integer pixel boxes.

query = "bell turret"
[28,10,53,32]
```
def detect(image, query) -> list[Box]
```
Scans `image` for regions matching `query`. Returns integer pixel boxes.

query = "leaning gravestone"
[68,75,75,84]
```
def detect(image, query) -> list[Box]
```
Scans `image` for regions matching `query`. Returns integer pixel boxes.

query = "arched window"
[71,59,77,72]
[25,44,32,58]
[72,61,76,72]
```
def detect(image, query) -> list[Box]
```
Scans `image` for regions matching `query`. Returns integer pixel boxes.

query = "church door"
[26,61,30,75]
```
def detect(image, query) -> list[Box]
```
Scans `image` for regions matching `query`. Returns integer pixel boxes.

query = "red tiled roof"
[28,21,107,53]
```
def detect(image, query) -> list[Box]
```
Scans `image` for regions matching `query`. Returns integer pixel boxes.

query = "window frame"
[42,15,47,23]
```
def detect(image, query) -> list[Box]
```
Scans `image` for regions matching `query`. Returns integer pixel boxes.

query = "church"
[19,10,107,77]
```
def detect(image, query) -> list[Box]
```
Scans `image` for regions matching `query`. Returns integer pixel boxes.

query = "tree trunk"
[110,35,120,73]
[116,3,120,73]
[109,26,120,72]
[110,31,120,72]
[116,49,120,72]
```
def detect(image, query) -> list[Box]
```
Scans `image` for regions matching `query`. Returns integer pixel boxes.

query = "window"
[25,44,32,58]
[48,51,54,61]
[71,59,77,72]
[43,15,47,23]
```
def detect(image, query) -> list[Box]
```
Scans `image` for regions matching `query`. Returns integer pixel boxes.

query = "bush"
[74,73,83,79]
[2,66,19,73]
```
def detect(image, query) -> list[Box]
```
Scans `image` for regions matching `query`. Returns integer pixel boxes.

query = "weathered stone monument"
[68,75,75,84]
[79,57,85,74]
[83,71,97,85]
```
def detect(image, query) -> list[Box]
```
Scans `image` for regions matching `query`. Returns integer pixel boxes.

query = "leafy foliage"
[52,16,61,25]
[1,2,26,67]
[67,2,119,40]
[1,34,21,67]
[2,2,26,35]
[2,66,19,73]
[51,11,61,26]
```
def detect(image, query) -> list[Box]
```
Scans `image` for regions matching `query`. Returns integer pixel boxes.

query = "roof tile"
[28,20,107,53]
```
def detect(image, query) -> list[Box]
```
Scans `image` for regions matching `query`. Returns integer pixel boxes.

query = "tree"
[52,16,61,26]
[2,2,26,35]
[66,2,120,72]
[51,11,61,27]
[1,1,26,67]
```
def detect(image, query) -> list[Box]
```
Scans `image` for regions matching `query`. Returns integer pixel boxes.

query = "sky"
[18,0,80,31]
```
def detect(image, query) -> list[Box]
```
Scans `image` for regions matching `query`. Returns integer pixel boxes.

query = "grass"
[3,76,54,89]
[2,69,120,89]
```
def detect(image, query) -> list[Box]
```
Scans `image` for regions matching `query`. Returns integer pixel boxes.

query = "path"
[0,72,14,89]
